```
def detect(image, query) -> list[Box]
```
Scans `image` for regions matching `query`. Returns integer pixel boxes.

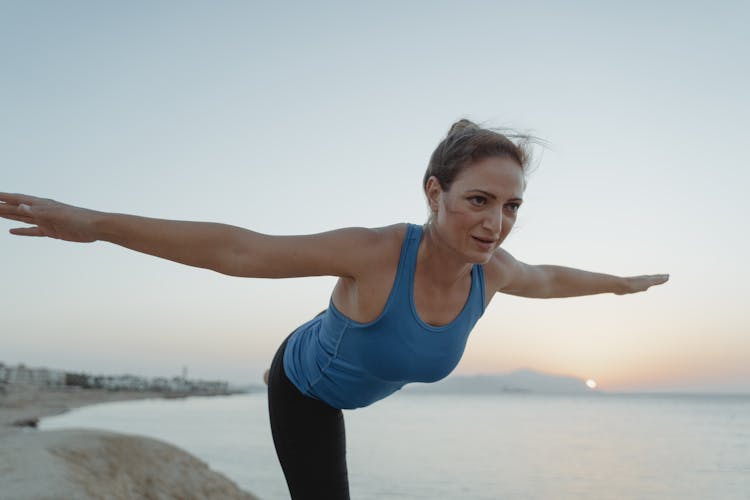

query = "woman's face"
[427,156,525,264]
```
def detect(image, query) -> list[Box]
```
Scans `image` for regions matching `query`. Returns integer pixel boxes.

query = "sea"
[41,391,750,500]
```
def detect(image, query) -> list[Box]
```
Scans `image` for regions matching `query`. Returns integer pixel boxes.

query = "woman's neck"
[417,222,474,289]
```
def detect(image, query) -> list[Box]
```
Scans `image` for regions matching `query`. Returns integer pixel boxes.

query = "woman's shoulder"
[331,223,406,263]
[351,222,408,239]
[318,223,405,245]
[364,223,409,254]
[482,247,518,293]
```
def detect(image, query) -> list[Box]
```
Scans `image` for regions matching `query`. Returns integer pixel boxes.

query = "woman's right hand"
[0,193,101,243]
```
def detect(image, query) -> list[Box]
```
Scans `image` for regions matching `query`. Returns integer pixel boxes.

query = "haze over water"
[42,392,750,499]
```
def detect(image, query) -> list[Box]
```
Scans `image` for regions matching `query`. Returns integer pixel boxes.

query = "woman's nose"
[482,212,502,234]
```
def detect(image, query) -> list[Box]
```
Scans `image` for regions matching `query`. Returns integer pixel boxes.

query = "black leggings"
[268,333,350,499]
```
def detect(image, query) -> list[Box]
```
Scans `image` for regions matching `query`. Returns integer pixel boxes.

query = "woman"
[0,119,668,498]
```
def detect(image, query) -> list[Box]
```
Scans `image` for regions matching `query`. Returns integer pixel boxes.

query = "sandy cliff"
[0,387,258,500]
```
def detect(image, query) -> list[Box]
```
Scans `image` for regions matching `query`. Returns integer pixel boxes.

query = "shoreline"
[0,385,171,433]
[0,384,245,432]
[0,385,258,499]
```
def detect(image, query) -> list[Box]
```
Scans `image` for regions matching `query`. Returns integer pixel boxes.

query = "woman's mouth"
[471,236,496,250]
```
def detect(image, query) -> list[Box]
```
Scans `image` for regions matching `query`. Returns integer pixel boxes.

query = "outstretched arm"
[0,193,380,279]
[491,248,669,298]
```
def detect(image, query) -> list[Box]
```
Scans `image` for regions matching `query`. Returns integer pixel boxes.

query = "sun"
[586,379,598,389]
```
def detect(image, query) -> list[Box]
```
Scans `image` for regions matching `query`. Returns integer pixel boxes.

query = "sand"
[0,385,258,500]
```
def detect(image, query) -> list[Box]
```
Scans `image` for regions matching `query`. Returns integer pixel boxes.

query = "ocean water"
[41,392,750,499]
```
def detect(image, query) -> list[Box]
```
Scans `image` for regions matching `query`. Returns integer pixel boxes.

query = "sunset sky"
[2,1,748,392]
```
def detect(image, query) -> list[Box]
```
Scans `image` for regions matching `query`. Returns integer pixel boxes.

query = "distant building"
[0,363,65,388]
[0,360,230,395]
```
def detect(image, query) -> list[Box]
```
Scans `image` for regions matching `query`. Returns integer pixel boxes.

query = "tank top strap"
[472,260,486,314]
[392,223,422,294]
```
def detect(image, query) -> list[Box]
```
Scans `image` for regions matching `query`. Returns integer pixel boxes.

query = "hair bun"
[447,119,480,135]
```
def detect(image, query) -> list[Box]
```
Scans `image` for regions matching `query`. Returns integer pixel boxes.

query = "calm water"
[41,392,750,499]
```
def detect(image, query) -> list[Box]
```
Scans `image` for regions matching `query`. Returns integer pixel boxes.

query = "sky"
[1,0,748,393]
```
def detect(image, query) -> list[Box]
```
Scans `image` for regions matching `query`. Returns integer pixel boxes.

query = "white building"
[0,363,65,387]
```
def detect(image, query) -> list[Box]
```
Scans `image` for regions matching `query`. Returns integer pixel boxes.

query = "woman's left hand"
[616,274,670,294]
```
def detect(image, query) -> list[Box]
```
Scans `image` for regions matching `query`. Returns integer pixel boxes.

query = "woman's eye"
[506,203,520,213]
[469,196,487,206]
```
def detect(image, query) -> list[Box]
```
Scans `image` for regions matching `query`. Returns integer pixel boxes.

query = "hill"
[403,368,595,394]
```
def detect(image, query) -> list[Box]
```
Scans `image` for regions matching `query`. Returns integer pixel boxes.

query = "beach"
[0,384,258,500]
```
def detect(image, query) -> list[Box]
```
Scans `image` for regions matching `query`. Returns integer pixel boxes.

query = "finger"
[9,226,47,237]
[0,193,39,205]
[640,275,669,290]
[0,203,33,215]
[0,202,23,213]
[0,214,35,224]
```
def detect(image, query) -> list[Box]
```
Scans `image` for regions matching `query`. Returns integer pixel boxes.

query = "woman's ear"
[425,176,442,213]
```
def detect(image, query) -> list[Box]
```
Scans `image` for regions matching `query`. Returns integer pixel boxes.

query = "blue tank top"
[283,223,486,409]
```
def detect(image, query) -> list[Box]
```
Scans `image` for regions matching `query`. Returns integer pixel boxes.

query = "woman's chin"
[466,249,495,265]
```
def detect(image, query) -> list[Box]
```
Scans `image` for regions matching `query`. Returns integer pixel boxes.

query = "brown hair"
[423,119,539,193]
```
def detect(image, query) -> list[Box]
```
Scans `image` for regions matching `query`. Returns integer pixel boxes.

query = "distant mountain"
[402,368,594,394]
